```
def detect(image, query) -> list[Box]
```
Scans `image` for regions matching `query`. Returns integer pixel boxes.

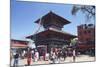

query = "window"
[78,31,82,35]
[84,31,87,34]
[88,30,91,33]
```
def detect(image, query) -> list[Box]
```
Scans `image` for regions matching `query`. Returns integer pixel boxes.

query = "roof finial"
[50,10,53,13]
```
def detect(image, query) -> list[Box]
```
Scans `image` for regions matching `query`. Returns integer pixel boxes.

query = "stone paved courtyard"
[11,55,95,67]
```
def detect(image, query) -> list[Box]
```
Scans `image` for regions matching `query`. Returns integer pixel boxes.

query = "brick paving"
[11,55,95,67]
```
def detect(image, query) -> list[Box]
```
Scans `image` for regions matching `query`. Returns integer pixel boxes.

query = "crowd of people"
[11,47,76,67]
[10,49,39,67]
[50,48,67,63]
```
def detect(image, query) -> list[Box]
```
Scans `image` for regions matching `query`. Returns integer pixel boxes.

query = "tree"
[70,39,77,46]
[71,5,95,21]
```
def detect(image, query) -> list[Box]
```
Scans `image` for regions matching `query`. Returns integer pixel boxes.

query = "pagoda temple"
[26,11,76,54]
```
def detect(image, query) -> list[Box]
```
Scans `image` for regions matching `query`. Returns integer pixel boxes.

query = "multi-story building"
[77,24,95,55]
[11,39,29,55]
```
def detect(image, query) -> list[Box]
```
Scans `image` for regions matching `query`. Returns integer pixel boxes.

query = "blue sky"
[11,0,94,40]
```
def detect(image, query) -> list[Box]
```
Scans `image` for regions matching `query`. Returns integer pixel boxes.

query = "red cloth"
[27,52,32,65]
[27,58,31,65]
[27,52,32,58]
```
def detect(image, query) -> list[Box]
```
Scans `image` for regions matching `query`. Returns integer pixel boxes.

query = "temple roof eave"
[26,29,77,40]
[34,11,71,25]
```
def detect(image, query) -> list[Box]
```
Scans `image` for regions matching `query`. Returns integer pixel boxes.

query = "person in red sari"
[27,49,32,65]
